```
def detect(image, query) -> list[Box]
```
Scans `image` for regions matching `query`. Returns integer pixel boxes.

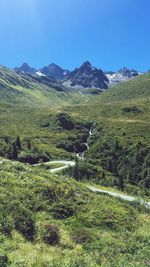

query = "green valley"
[0,65,150,266]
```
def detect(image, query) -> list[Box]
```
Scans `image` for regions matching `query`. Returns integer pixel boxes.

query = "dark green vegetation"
[0,159,150,266]
[0,66,150,266]
[63,73,150,194]
[67,130,150,194]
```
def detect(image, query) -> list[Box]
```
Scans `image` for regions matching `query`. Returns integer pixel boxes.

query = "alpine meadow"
[0,0,150,267]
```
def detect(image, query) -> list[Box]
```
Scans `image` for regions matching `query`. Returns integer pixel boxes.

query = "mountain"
[105,67,141,84]
[15,63,70,80]
[14,63,37,75]
[0,65,83,109]
[27,73,65,91]
[0,64,91,164]
[65,61,109,89]
[40,63,70,80]
[0,64,90,123]
[14,63,141,87]
[1,65,65,96]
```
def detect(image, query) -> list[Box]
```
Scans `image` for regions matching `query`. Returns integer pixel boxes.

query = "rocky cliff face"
[15,63,70,80]
[14,63,36,75]
[14,63,142,88]
[40,63,70,80]
[67,61,109,89]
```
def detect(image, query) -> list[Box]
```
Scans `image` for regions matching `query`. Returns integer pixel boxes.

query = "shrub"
[72,160,98,181]
[42,224,60,245]
[0,214,13,237]
[122,106,142,113]
[0,254,10,267]
[87,137,150,190]
[14,208,35,241]
[18,151,50,164]
[57,113,74,130]
[51,202,76,219]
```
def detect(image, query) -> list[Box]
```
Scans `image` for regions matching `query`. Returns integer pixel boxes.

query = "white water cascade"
[77,128,93,160]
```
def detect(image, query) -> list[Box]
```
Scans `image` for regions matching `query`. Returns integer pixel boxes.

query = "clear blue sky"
[0,0,149,71]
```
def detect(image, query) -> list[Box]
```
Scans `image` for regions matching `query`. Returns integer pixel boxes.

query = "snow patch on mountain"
[36,71,45,77]
[105,67,142,84]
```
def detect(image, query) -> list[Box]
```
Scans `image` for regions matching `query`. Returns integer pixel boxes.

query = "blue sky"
[0,0,150,71]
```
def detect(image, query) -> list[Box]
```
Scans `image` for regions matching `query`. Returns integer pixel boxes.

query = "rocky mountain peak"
[105,67,141,84]
[67,62,109,89]
[118,67,139,78]
[14,63,36,75]
[40,63,70,80]
[78,61,96,73]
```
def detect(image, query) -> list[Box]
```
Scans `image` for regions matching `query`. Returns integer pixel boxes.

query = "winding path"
[38,160,75,173]
[40,160,150,209]
[87,185,150,208]
[0,158,149,208]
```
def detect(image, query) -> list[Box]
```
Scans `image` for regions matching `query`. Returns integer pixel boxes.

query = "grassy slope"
[1,68,150,155]
[62,74,150,193]
[64,73,150,144]
[0,66,90,158]
[0,69,150,266]
[0,159,150,267]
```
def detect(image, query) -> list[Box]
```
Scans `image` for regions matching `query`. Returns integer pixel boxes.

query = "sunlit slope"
[64,73,150,144]
[0,67,150,158]
[73,72,150,116]
[100,72,150,102]
[0,65,88,108]
[0,66,91,158]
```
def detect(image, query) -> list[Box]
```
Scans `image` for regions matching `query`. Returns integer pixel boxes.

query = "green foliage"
[0,159,149,267]
[0,254,10,267]
[122,105,142,113]
[57,113,75,130]
[0,136,21,160]
[56,116,92,154]
[0,68,150,265]
[71,160,98,181]
[18,150,50,164]
[87,137,150,190]
[42,224,60,245]
[14,207,35,241]
[0,212,13,237]
[51,201,76,219]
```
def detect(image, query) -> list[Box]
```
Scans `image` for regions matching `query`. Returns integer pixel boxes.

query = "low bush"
[57,113,74,130]
[42,224,60,245]
[0,254,10,267]
[51,202,76,219]
[14,208,35,241]
[0,214,13,237]
[18,151,50,164]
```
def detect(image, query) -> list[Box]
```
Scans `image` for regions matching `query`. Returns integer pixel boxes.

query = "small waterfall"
[76,127,93,160]
[89,129,92,136]
[84,143,89,150]
[77,153,84,160]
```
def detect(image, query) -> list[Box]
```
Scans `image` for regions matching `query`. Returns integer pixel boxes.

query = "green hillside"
[0,158,149,267]
[0,65,89,108]
[63,74,150,193]
[0,66,150,266]
[0,68,150,193]
[0,66,90,160]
